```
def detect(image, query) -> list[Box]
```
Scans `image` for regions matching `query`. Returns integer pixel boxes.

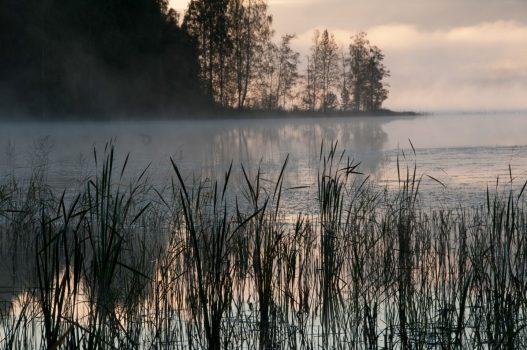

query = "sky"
[169,0,527,111]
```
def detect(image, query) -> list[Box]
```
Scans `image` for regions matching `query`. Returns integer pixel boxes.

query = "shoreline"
[0,109,424,122]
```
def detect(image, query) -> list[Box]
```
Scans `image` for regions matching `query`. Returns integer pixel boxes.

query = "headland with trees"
[0,0,411,119]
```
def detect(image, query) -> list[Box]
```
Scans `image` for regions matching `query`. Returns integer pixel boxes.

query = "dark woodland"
[0,0,390,118]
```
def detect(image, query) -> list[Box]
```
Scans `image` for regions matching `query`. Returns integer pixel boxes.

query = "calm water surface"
[1,111,526,210]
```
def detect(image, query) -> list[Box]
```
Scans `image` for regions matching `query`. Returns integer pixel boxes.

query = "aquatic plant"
[1,143,527,349]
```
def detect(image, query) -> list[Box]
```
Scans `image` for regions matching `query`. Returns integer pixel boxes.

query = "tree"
[183,0,231,105]
[253,39,277,110]
[340,52,353,111]
[344,32,389,112]
[346,32,370,112]
[184,0,275,110]
[274,34,300,110]
[255,34,300,110]
[363,45,389,111]
[228,0,273,109]
[301,31,321,112]
[302,30,340,112]
[317,30,340,112]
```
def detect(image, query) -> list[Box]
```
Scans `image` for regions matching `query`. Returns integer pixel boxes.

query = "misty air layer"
[1,0,390,118]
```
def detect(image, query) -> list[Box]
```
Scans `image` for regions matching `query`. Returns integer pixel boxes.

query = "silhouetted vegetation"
[183,1,390,113]
[0,0,207,117]
[1,143,527,348]
[0,0,391,118]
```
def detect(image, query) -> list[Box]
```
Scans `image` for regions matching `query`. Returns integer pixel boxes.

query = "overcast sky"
[170,0,527,111]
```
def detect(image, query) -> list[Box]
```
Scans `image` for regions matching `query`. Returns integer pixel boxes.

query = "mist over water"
[1,111,526,211]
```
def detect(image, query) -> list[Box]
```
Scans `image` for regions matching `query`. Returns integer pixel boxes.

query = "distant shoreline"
[193,108,424,120]
[0,109,424,122]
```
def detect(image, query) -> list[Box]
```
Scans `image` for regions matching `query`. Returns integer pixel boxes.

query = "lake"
[2,111,527,349]
[1,111,526,210]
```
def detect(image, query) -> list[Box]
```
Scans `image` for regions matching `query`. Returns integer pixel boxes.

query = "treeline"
[303,31,389,113]
[0,0,390,117]
[183,0,390,113]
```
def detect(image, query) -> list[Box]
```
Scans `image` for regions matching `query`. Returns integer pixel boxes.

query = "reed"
[1,143,527,349]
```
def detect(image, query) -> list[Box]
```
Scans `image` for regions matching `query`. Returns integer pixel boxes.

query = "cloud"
[270,0,527,34]
[295,21,527,50]
[368,21,527,49]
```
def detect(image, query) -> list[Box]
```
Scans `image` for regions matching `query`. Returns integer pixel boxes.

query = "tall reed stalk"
[1,142,527,349]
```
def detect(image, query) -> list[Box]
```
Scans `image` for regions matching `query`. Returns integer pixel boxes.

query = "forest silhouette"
[0,0,390,118]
